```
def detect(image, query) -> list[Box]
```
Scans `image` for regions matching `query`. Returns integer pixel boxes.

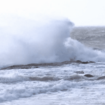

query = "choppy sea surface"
[1,27,105,105]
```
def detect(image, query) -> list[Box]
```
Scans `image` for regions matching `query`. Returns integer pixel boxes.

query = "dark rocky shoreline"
[0,60,94,70]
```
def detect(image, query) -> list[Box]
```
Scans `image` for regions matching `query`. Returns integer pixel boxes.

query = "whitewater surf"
[0,15,105,68]
[0,15,105,105]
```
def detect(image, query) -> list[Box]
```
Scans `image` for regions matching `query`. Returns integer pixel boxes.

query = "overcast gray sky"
[0,0,105,26]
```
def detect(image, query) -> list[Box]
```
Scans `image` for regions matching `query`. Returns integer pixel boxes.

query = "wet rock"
[1,65,39,70]
[0,60,95,70]
[97,76,105,80]
[75,60,95,64]
[84,74,94,77]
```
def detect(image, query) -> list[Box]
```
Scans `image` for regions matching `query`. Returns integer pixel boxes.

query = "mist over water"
[0,15,105,67]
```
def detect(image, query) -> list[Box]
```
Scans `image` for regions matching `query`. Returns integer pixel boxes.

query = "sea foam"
[0,15,105,67]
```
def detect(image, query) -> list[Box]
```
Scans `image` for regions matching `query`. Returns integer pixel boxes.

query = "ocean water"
[0,16,105,105]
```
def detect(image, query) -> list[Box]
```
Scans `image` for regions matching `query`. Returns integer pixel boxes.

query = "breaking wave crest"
[0,15,105,67]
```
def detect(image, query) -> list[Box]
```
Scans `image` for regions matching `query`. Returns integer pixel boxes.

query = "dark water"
[71,27,105,50]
